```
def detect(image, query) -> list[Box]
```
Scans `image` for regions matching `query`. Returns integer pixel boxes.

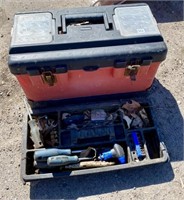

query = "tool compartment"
[22,94,169,182]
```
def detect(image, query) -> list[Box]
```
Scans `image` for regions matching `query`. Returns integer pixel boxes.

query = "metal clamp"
[124,65,140,81]
[42,71,56,86]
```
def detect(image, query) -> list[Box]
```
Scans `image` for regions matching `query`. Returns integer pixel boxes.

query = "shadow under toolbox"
[22,94,169,182]
[8,4,167,102]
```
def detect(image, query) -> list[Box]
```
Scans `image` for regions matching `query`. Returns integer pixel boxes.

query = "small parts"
[131,115,143,129]
[122,115,132,129]
[139,109,150,127]
[38,116,58,147]
[28,114,58,149]
[61,100,149,131]
[91,109,118,124]
[61,109,118,130]
[123,100,141,115]
[91,109,107,121]
[50,131,58,147]
[120,100,150,129]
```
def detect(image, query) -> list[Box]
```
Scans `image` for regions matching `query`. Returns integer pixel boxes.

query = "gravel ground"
[0,0,184,199]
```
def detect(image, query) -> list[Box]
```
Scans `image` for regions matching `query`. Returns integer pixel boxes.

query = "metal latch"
[124,65,140,81]
[42,71,56,86]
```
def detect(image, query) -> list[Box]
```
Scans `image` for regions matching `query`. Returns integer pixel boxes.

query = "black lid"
[8,4,167,75]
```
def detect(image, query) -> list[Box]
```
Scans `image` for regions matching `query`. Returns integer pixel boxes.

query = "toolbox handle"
[61,13,110,33]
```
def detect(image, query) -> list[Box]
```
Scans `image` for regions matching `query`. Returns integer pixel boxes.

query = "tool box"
[22,93,169,182]
[8,4,169,182]
[8,4,167,103]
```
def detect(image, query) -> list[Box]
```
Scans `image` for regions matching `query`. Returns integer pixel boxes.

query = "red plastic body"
[16,62,160,102]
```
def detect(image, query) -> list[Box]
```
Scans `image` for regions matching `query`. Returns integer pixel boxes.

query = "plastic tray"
[21,93,169,182]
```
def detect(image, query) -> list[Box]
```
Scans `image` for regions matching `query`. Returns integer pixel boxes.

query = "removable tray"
[21,94,169,182]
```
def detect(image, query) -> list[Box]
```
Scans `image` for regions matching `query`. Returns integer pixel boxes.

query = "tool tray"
[22,93,169,182]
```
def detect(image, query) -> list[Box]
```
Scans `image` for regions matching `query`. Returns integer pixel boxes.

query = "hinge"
[42,71,56,86]
[124,65,140,81]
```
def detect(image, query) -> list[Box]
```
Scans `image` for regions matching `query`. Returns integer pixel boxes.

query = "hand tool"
[79,147,97,159]
[24,99,43,149]
[34,147,96,162]
[65,161,115,169]
[34,148,82,162]
[131,131,145,160]
[34,160,115,169]
[34,161,54,169]
[47,155,93,167]
[99,144,126,164]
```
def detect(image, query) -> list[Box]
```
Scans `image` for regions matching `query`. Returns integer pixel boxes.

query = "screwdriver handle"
[34,149,72,161]
[99,144,125,164]
[47,155,79,166]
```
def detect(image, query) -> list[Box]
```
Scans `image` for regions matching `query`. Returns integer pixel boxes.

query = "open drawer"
[21,94,169,182]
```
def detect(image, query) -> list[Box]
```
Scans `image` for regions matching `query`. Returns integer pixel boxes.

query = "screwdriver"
[34,148,87,162]
[24,99,43,149]
[47,155,92,167]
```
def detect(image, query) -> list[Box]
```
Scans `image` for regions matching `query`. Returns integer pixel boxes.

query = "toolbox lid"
[8,4,167,75]
[12,12,53,45]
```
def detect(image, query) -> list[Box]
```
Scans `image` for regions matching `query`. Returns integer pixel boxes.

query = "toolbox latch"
[42,71,56,86]
[124,65,140,81]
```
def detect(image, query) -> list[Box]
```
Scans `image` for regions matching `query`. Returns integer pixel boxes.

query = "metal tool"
[24,99,43,149]
[34,147,96,162]
[99,144,126,164]
[131,131,145,160]
[34,148,82,162]
[47,155,93,167]
[34,160,115,169]
[91,109,107,121]
[36,115,58,147]
[65,161,115,169]
[34,161,54,169]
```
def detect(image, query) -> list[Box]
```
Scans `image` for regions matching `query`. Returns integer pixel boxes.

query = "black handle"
[61,13,110,33]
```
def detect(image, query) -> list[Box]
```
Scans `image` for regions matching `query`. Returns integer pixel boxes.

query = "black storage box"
[21,92,169,182]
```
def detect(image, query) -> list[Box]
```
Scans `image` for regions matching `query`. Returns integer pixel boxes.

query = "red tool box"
[8,4,169,182]
[8,4,167,103]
